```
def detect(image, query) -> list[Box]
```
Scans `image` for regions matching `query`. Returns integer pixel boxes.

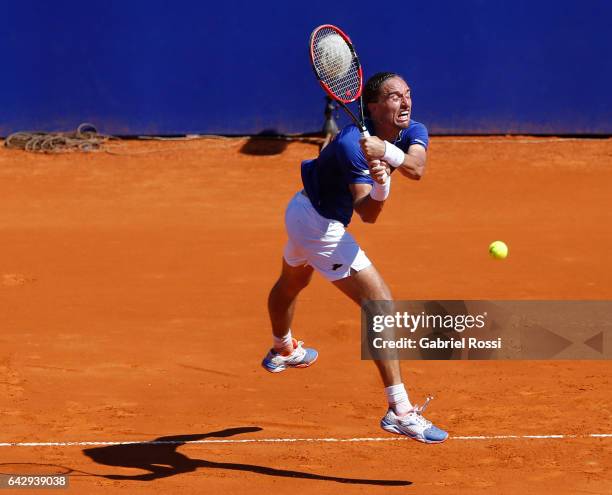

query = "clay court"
[1,136,611,493]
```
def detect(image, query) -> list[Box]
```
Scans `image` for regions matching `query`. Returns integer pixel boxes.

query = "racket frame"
[309,24,369,136]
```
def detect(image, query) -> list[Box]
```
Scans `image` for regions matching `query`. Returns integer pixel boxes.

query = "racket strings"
[312,28,361,103]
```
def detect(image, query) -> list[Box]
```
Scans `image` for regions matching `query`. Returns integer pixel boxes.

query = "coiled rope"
[4,123,112,153]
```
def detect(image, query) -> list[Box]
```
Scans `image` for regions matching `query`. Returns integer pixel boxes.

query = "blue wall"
[1,0,610,135]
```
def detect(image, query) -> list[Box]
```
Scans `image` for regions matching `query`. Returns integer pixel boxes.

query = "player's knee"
[286,275,312,293]
[363,299,394,317]
[274,273,311,296]
[379,286,393,301]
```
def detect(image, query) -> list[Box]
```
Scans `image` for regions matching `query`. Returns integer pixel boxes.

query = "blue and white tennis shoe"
[380,397,448,444]
[261,338,318,373]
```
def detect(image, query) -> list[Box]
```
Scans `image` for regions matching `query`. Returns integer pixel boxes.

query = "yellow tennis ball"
[489,240,508,259]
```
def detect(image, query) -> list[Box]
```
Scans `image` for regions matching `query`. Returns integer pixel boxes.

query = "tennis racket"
[309,24,370,138]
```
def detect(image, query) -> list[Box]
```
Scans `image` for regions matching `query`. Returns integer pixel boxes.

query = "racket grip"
[359,128,387,182]
[359,128,381,174]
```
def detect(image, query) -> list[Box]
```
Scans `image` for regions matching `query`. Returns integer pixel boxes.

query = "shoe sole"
[381,422,448,444]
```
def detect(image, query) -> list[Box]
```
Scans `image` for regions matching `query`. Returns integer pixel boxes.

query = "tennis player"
[261,72,448,444]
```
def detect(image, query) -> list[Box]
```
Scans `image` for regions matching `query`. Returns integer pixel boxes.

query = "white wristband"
[369,174,391,201]
[383,141,405,168]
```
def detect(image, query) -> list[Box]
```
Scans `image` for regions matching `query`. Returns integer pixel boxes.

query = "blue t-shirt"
[301,119,429,226]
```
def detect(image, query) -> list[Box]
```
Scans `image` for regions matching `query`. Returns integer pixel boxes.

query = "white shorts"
[283,191,372,282]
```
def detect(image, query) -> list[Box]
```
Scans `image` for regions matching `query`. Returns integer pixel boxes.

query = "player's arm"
[351,160,390,224]
[361,137,427,180]
[394,144,426,180]
[351,184,383,224]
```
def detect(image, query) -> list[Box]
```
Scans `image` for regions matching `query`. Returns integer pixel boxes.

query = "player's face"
[369,77,412,130]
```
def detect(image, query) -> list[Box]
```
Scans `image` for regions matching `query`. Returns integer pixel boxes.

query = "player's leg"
[332,265,402,387]
[262,258,319,373]
[333,265,448,444]
[268,259,313,340]
[262,191,321,373]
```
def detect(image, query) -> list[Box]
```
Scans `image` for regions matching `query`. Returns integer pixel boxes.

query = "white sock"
[273,329,294,355]
[385,383,413,416]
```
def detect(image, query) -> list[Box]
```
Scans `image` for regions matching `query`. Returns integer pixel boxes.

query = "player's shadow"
[82,427,410,486]
[240,130,289,155]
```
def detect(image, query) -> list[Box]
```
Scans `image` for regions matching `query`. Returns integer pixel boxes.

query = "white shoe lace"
[400,396,434,428]
[274,340,306,364]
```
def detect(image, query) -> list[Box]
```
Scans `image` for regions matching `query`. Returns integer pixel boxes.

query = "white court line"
[1,433,611,448]
[437,138,607,143]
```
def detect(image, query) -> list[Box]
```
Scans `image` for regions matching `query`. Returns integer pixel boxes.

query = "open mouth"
[397,110,410,122]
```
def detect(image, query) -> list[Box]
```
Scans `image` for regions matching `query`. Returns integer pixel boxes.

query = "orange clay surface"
[1,136,611,494]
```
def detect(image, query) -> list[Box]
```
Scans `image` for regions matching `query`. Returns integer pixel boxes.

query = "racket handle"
[359,129,389,184]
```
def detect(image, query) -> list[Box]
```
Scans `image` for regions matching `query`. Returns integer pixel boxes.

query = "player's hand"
[360,136,386,161]
[369,159,390,185]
